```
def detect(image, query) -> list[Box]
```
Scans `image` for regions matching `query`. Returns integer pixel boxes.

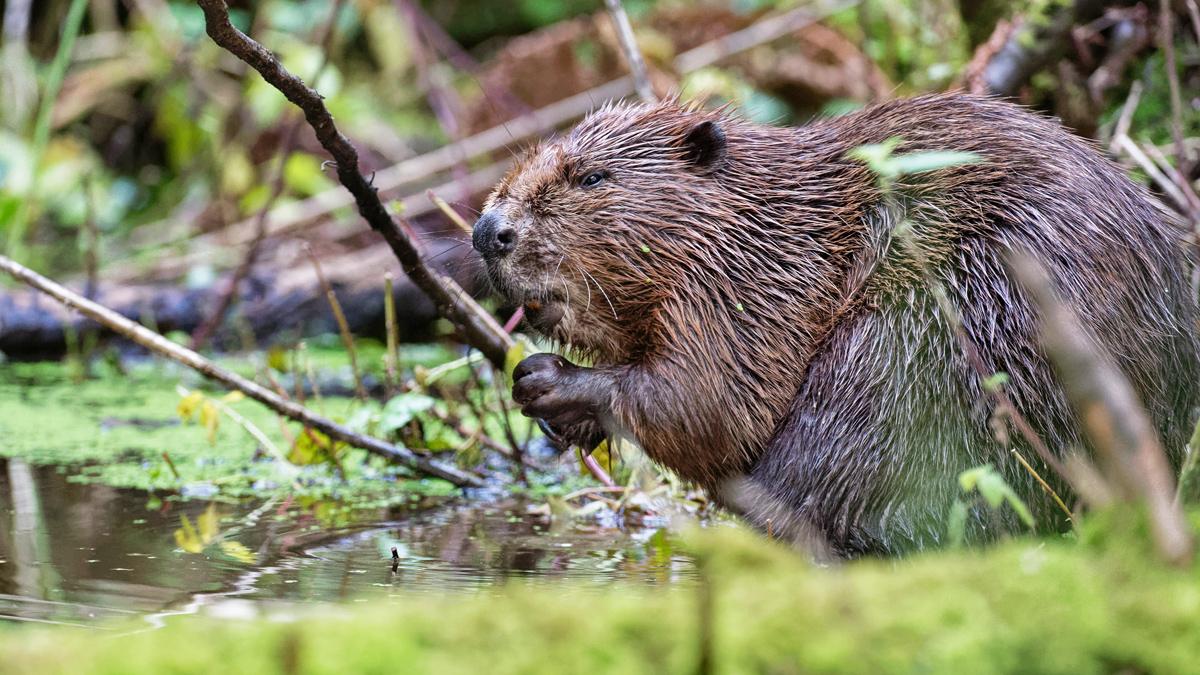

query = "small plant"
[948,464,1035,547]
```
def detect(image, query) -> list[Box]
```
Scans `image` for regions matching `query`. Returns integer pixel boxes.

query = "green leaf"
[847,137,903,176]
[957,464,1035,529]
[378,393,436,435]
[982,372,1010,393]
[283,153,336,197]
[174,514,203,554]
[976,471,1007,509]
[200,400,220,445]
[176,391,204,423]
[218,541,256,564]
[197,503,220,544]
[889,151,982,176]
[947,500,969,548]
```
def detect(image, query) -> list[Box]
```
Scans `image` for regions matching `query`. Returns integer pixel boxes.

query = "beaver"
[472,93,1200,556]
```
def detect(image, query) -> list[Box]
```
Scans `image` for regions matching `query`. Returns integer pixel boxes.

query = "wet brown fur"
[482,94,1200,556]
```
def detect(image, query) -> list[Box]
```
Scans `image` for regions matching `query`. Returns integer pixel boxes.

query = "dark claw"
[537,418,571,451]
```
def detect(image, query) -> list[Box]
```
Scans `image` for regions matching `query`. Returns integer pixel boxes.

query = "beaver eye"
[580,171,606,189]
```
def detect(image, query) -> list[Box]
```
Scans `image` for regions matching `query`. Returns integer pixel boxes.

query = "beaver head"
[473,102,735,363]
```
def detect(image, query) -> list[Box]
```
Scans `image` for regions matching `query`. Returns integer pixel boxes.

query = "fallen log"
[0,237,477,359]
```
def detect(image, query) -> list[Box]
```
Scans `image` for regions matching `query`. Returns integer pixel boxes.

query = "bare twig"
[1011,253,1193,566]
[5,0,89,261]
[429,190,473,234]
[581,448,617,488]
[1113,133,1194,216]
[305,245,368,401]
[1142,142,1200,223]
[1110,80,1142,145]
[2,0,32,47]
[161,451,181,481]
[1010,447,1073,520]
[894,232,1071,487]
[384,273,400,393]
[81,179,100,301]
[0,253,484,488]
[195,0,513,369]
[397,0,472,203]
[1159,0,1191,175]
[405,3,531,118]
[1187,0,1200,43]
[604,0,655,103]
[1176,416,1200,505]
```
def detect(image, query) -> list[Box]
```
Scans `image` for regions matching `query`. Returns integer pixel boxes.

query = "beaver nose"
[473,211,517,258]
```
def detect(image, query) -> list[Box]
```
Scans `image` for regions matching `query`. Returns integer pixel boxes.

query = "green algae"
[0,354,460,506]
[2,525,1198,675]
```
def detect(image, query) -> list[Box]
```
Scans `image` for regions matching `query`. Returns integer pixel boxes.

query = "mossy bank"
[3,524,1199,675]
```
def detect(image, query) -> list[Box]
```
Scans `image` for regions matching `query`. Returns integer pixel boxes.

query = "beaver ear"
[681,120,727,174]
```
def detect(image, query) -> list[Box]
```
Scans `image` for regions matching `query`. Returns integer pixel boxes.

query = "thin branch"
[5,0,89,261]
[604,0,655,103]
[306,245,368,401]
[1159,0,1191,176]
[384,273,400,394]
[1113,133,1194,216]
[195,0,513,369]
[1010,253,1193,566]
[0,253,484,488]
[405,2,531,118]
[1188,0,1200,44]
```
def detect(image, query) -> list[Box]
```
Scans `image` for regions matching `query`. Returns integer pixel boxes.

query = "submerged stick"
[196,0,513,369]
[0,254,484,488]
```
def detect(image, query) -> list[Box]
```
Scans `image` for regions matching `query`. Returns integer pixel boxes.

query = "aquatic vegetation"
[0,355,468,506]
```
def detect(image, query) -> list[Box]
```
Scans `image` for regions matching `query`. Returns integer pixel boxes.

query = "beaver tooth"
[525,300,542,311]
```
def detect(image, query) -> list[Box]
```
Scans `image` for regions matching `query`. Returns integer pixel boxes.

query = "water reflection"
[0,459,694,628]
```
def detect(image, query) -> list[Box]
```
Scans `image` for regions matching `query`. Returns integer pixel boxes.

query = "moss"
[2,527,1198,674]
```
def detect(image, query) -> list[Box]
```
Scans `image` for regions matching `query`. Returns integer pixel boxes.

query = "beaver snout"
[472,210,518,259]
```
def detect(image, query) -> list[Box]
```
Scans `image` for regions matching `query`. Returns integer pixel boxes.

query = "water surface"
[0,459,694,630]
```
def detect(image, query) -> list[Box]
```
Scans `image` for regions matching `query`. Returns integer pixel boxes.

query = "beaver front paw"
[512,353,608,449]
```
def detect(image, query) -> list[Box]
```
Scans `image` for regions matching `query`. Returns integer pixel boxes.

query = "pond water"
[0,458,696,631]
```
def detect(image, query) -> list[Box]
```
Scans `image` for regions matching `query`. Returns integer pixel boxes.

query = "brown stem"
[1159,0,1191,176]
[305,245,368,401]
[384,273,400,395]
[0,253,484,488]
[195,0,513,369]
[1010,253,1193,566]
[604,0,655,103]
